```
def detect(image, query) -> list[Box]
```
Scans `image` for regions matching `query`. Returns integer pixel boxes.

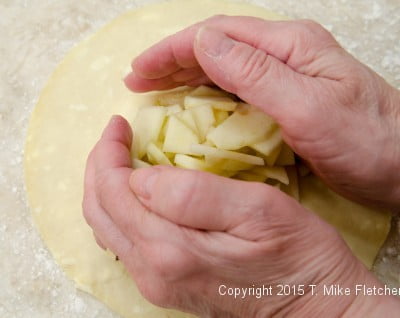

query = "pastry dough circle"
[24,0,390,317]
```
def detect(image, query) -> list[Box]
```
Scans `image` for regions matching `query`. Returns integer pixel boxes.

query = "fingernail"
[109,115,119,124]
[130,168,159,200]
[94,234,106,250]
[196,26,235,58]
[102,115,119,137]
[123,71,134,82]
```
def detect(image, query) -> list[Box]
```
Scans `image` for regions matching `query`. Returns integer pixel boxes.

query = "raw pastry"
[24,0,391,317]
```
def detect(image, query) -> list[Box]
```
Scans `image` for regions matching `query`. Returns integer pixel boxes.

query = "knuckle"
[296,19,335,44]
[226,182,278,228]
[284,20,338,70]
[82,195,95,227]
[94,169,121,212]
[95,169,115,203]
[147,243,194,282]
[253,182,279,209]
[134,244,195,308]
[237,184,296,243]
[293,24,316,50]
[298,19,322,31]
[145,290,170,308]
[94,234,106,250]
[344,75,364,102]
[324,61,369,107]
[252,234,292,260]
[94,168,142,242]
[207,14,227,23]
[136,278,171,307]
[85,147,96,166]
[235,48,272,90]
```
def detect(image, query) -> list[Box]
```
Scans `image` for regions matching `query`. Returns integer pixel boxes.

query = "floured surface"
[23,0,392,315]
[1,0,400,317]
[24,1,286,317]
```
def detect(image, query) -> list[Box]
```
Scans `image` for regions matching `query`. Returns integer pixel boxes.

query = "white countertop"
[1,0,399,317]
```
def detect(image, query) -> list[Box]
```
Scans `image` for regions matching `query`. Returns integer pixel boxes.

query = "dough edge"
[24,0,390,317]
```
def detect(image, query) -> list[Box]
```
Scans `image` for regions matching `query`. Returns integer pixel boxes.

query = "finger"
[127,16,338,86]
[93,162,205,289]
[91,114,181,247]
[90,115,143,242]
[196,26,311,120]
[124,73,183,92]
[186,74,214,87]
[129,165,296,232]
[82,147,134,260]
[94,232,106,250]
[124,67,209,92]
[83,184,134,260]
[87,116,200,286]
[130,19,204,79]
[125,16,346,126]
[94,115,133,172]
[170,66,207,82]
[95,167,181,246]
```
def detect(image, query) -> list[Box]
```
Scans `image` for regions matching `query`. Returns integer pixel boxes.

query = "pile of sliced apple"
[131,85,300,199]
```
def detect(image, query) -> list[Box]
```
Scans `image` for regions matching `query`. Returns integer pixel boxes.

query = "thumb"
[193,26,311,123]
[129,165,316,242]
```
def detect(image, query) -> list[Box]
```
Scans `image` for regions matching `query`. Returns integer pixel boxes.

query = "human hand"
[82,115,398,317]
[124,15,400,209]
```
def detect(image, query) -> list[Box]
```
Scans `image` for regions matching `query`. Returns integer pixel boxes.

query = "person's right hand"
[124,15,400,209]
[83,116,400,318]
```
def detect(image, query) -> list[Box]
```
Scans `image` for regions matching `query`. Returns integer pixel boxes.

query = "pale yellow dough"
[24,0,391,317]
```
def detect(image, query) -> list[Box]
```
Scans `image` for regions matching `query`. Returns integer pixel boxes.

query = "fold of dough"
[24,0,390,317]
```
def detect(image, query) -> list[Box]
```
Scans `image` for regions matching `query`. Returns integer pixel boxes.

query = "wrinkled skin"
[125,15,400,209]
[84,16,400,317]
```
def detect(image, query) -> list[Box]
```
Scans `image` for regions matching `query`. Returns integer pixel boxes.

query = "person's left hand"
[82,115,388,317]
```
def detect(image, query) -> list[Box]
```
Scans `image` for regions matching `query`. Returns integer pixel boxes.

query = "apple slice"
[281,166,299,200]
[214,110,229,125]
[165,104,183,115]
[133,106,167,158]
[251,166,289,185]
[174,154,238,176]
[207,106,275,150]
[156,88,192,106]
[164,152,175,161]
[191,144,264,166]
[175,154,208,170]
[133,158,151,169]
[189,85,231,97]
[298,163,311,177]
[163,115,200,154]
[204,156,254,171]
[221,160,255,171]
[189,105,215,141]
[218,170,238,178]
[203,155,223,167]
[131,87,299,191]
[184,96,237,111]
[175,109,198,134]
[174,154,220,172]
[250,128,282,156]
[235,172,268,183]
[275,143,295,166]
[264,145,282,166]
[147,142,173,166]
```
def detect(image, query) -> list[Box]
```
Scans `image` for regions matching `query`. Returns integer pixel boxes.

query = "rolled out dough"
[24,0,391,317]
